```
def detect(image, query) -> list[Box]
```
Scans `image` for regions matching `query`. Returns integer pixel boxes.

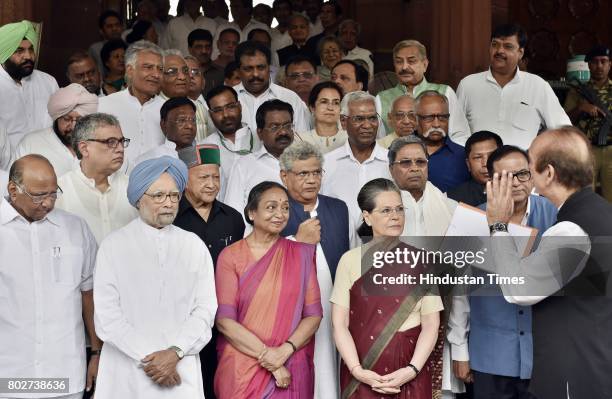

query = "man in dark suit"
[486,126,612,399]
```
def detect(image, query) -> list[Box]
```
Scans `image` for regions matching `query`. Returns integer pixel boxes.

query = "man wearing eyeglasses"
[283,55,319,104]
[320,91,392,238]
[134,97,198,167]
[16,83,99,177]
[457,24,570,150]
[203,85,259,200]
[224,99,295,225]
[448,144,557,399]
[55,113,137,244]
[377,94,418,149]
[93,155,217,399]
[415,90,470,193]
[0,154,100,399]
[279,141,349,399]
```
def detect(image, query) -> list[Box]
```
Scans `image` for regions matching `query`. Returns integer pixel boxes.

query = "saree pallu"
[340,241,433,399]
[214,238,322,399]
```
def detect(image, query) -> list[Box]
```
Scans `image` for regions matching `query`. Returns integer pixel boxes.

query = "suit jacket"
[281,194,350,281]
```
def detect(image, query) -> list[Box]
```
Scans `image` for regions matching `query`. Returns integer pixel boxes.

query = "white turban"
[47,83,98,121]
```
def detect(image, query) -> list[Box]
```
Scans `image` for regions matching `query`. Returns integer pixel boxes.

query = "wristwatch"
[489,222,509,234]
[169,346,184,360]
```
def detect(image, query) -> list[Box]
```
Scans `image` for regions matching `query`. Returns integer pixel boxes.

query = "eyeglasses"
[290,169,324,180]
[417,113,450,123]
[342,114,379,125]
[164,66,189,76]
[143,191,181,204]
[86,137,131,149]
[171,116,197,127]
[392,111,417,121]
[287,72,315,80]
[264,122,294,134]
[392,158,428,168]
[371,205,405,217]
[14,182,63,204]
[511,169,531,182]
[209,102,240,114]
[188,68,202,77]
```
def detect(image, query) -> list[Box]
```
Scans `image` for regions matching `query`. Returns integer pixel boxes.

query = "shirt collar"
[521,195,532,225]
[0,197,61,226]
[485,66,521,85]
[255,145,278,160]
[235,82,275,98]
[336,140,387,163]
[178,196,223,217]
[125,88,160,106]
[74,163,118,192]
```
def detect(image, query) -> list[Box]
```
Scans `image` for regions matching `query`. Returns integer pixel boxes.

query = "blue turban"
[127,156,188,207]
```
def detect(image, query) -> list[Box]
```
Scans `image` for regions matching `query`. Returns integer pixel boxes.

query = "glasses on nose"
[86,137,131,149]
[143,191,181,204]
[172,116,197,127]
[14,182,63,204]
[209,102,240,114]
[511,169,531,182]
[393,111,417,121]
[417,113,450,123]
[59,115,80,125]
[188,68,202,77]
[290,169,325,180]
[372,205,405,217]
[287,72,314,80]
[343,114,379,125]
[265,122,294,134]
[392,158,428,168]
[164,67,190,76]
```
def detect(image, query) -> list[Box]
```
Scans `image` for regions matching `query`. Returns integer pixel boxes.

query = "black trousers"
[200,328,219,399]
[473,370,537,399]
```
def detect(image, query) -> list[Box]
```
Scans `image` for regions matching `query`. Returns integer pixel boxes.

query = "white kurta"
[0,199,97,398]
[93,218,217,399]
[0,169,7,198]
[98,89,166,169]
[0,124,12,169]
[15,127,78,177]
[134,139,179,167]
[0,67,58,149]
[234,82,312,135]
[201,125,259,200]
[55,166,138,243]
[162,14,218,56]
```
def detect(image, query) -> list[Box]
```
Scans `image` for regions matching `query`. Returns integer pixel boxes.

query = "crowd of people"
[0,0,611,399]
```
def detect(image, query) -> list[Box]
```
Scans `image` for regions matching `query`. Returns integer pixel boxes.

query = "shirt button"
[518,310,524,315]
[519,331,524,335]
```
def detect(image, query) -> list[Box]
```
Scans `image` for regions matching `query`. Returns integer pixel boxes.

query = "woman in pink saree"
[214,181,323,398]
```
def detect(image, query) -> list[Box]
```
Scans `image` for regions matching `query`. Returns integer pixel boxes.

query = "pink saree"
[214,238,322,399]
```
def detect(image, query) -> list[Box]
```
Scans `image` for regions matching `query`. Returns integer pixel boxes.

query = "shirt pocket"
[51,245,83,286]
[511,101,541,133]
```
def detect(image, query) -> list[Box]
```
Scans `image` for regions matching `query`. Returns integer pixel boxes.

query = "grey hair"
[163,48,184,58]
[72,113,121,159]
[289,13,309,25]
[387,135,429,164]
[317,35,343,57]
[392,39,427,59]
[338,19,362,36]
[125,40,163,69]
[414,90,449,114]
[279,141,324,171]
[183,55,198,63]
[340,90,376,115]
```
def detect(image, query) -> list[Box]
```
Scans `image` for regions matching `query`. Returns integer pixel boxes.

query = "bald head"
[8,155,58,222]
[389,95,417,137]
[530,126,593,191]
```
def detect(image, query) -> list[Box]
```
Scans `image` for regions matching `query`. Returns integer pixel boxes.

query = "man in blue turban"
[94,154,217,398]
[0,20,59,147]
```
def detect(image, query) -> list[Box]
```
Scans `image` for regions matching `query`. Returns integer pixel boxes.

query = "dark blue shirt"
[427,137,470,193]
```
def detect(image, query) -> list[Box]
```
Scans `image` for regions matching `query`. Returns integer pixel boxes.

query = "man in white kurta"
[15,83,99,177]
[0,155,100,399]
[0,21,59,149]
[0,124,12,170]
[55,113,137,243]
[162,7,217,55]
[94,156,217,399]
[98,41,166,171]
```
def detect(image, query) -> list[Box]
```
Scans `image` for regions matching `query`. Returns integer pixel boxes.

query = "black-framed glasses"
[392,158,428,168]
[372,205,405,217]
[417,113,450,123]
[164,66,189,76]
[143,191,181,204]
[342,114,379,125]
[511,169,531,182]
[290,169,325,180]
[264,122,294,134]
[14,182,63,204]
[392,111,417,121]
[188,67,202,77]
[86,137,131,149]
[209,102,240,114]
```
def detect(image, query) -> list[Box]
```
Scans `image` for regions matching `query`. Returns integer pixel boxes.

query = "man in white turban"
[93,155,218,399]
[15,83,98,176]
[0,20,59,148]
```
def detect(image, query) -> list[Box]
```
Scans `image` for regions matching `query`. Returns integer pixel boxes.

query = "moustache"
[423,128,446,138]
[494,53,506,60]
[248,77,265,84]
[20,60,34,68]
[399,69,413,75]
[275,135,291,143]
